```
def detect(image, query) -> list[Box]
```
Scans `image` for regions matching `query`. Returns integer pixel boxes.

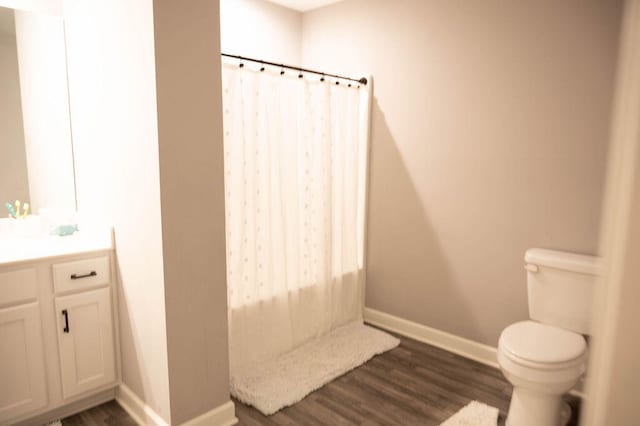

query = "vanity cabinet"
[0,249,119,425]
[0,302,48,420]
[55,287,115,399]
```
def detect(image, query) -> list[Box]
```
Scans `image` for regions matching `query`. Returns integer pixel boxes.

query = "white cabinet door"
[55,287,115,399]
[0,303,47,421]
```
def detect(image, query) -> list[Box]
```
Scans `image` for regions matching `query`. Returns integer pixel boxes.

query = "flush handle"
[524,264,539,273]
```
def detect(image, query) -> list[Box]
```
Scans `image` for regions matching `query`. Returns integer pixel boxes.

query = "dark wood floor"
[61,400,137,426]
[62,329,580,425]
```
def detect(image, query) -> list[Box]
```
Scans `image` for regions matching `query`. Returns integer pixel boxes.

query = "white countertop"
[0,230,113,266]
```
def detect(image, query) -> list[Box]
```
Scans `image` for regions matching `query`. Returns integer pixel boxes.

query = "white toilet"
[498,248,599,426]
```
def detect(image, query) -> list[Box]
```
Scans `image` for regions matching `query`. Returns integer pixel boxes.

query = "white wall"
[14,10,75,213]
[64,0,231,423]
[0,19,29,206]
[302,0,622,346]
[63,0,171,421]
[220,0,301,64]
[0,0,62,15]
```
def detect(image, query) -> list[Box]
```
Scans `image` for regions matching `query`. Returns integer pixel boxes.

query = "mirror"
[0,5,76,217]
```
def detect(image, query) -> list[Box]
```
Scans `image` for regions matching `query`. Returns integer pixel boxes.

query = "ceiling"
[265,0,344,12]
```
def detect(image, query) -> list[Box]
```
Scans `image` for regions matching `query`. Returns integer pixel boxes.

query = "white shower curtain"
[222,60,370,370]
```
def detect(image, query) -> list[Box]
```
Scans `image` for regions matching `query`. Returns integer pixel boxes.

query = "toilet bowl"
[498,321,586,426]
[498,249,598,426]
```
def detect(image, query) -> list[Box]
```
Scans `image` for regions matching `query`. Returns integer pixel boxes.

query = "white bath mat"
[440,400,499,426]
[230,321,400,415]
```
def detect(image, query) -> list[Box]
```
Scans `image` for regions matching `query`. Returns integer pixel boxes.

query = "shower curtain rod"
[221,53,368,86]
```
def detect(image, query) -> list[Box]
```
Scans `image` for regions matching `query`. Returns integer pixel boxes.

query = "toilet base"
[505,386,571,426]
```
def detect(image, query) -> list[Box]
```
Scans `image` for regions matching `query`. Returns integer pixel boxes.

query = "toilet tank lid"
[525,248,600,275]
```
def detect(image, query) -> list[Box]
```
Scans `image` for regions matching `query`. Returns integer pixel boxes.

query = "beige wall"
[0,25,29,206]
[584,1,640,424]
[64,0,171,420]
[152,0,230,423]
[220,0,301,64]
[302,0,622,346]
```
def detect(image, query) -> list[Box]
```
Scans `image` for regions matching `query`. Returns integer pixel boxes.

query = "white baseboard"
[116,384,169,426]
[364,307,499,368]
[179,401,237,426]
[364,307,586,398]
[116,384,237,426]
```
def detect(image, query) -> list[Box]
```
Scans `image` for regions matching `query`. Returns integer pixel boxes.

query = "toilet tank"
[525,248,600,335]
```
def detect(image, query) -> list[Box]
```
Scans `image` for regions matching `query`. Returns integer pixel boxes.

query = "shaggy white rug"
[230,321,400,415]
[440,401,500,426]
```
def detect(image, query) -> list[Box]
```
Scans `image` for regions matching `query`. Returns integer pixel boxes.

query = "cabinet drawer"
[53,256,111,294]
[0,268,37,306]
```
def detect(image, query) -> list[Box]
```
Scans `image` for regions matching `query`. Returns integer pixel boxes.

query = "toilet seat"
[499,321,586,369]
[498,321,587,391]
